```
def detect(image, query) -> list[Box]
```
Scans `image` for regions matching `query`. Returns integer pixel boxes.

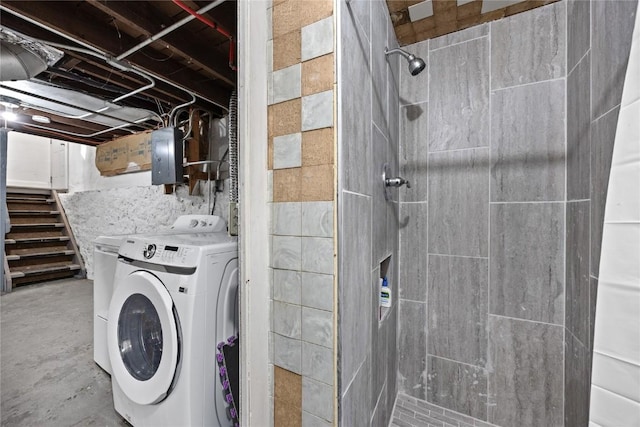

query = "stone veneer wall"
[396,1,638,426]
[337,0,401,425]
[59,183,228,279]
[267,0,337,425]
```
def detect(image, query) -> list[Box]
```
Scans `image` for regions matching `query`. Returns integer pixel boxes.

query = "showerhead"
[385,47,426,76]
[407,55,426,76]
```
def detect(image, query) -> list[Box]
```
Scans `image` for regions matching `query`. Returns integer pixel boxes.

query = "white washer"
[94,234,129,374]
[93,215,227,375]
[107,230,238,427]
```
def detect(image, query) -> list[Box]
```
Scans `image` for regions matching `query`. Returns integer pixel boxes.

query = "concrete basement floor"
[1,278,128,426]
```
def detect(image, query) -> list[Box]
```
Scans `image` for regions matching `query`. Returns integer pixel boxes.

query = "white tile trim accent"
[408,0,433,22]
[481,0,523,14]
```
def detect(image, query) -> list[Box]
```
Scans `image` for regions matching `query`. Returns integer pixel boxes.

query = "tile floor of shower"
[390,394,497,427]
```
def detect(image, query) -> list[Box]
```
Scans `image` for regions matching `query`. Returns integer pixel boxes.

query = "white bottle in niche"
[380,277,391,307]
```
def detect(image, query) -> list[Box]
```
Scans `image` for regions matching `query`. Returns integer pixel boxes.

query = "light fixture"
[31,114,51,124]
[1,101,19,122]
[1,110,17,121]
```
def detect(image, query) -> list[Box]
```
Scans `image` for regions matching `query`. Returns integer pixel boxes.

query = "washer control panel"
[151,244,195,265]
[120,239,198,267]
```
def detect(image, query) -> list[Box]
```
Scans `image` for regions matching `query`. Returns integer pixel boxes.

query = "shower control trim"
[386,177,411,188]
[382,163,410,201]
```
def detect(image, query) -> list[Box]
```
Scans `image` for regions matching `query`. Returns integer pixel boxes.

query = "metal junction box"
[151,127,183,185]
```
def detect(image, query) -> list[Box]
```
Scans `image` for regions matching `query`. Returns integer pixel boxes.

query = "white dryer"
[93,215,228,374]
[107,231,238,427]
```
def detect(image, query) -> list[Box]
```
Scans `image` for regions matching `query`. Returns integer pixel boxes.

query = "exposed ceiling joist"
[85,0,236,86]
[0,0,237,145]
[0,1,233,110]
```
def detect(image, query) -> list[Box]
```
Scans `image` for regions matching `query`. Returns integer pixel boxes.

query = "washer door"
[107,270,179,405]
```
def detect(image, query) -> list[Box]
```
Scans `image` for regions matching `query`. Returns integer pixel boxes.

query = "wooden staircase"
[4,189,85,290]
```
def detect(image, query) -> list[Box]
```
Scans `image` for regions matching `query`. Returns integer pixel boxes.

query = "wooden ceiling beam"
[85,0,235,85]
[0,1,232,110]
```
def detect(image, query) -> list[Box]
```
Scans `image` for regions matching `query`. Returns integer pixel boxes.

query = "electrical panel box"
[151,127,183,185]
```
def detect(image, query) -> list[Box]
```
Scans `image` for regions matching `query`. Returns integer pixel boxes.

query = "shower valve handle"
[385,176,411,188]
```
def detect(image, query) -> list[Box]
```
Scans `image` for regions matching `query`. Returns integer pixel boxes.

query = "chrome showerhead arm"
[384,47,413,60]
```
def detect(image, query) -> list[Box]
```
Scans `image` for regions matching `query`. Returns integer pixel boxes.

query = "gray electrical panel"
[151,127,183,185]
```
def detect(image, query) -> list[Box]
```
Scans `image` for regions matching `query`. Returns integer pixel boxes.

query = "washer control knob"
[143,244,156,259]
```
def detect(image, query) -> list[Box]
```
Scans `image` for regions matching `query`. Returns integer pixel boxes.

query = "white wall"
[7,132,52,189]
[67,142,151,192]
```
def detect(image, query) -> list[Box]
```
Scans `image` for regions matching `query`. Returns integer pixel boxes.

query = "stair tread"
[10,223,65,228]
[8,210,60,215]
[10,263,81,276]
[5,236,70,244]
[6,250,75,261]
[7,197,55,203]
[11,264,80,279]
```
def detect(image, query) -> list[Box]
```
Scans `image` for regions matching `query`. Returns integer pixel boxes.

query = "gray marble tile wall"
[565,331,590,427]
[565,201,590,347]
[335,0,635,425]
[567,52,591,201]
[428,38,489,152]
[398,3,575,425]
[428,149,489,257]
[564,1,638,424]
[489,203,564,325]
[487,316,564,427]
[338,0,400,425]
[427,256,488,367]
[590,0,638,121]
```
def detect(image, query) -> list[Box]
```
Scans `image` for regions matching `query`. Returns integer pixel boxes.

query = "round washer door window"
[118,293,163,381]
[107,270,179,406]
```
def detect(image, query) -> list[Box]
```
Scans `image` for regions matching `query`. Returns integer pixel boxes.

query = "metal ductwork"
[0,40,47,81]
[0,27,63,81]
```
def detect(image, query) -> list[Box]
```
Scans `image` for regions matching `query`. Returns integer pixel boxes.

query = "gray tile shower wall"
[428,38,489,152]
[490,80,566,202]
[567,52,591,201]
[567,1,637,423]
[338,0,400,426]
[428,148,489,257]
[427,256,488,367]
[339,191,372,388]
[398,299,427,400]
[591,0,638,121]
[398,2,569,425]
[487,316,564,427]
[340,0,372,197]
[426,356,488,421]
[590,106,620,278]
[565,201,590,346]
[333,0,636,425]
[489,203,564,325]
[567,0,590,72]
[399,203,427,302]
[564,331,590,427]
[400,102,428,203]
[490,2,566,90]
